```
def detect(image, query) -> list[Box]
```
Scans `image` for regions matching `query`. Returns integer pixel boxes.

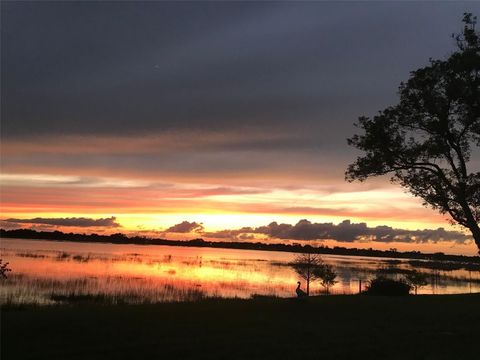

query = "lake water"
[1,238,479,305]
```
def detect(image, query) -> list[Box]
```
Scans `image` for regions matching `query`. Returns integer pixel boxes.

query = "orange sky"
[1,169,477,256]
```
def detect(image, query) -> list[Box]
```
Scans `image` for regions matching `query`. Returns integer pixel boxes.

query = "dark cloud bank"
[3,1,475,141]
[173,219,470,244]
[3,2,478,180]
[4,216,120,228]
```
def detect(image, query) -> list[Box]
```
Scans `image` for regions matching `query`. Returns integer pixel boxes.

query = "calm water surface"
[1,238,479,305]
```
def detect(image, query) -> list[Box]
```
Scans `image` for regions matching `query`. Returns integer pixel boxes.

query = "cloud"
[0,220,23,230]
[2,1,467,170]
[203,227,254,241]
[3,216,120,228]
[165,221,204,233]
[2,216,471,245]
[204,219,471,244]
[1,130,318,156]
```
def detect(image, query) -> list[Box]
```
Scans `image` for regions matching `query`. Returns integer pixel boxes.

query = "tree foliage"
[365,276,412,296]
[313,264,338,294]
[405,270,429,295]
[292,253,338,295]
[346,13,480,250]
[292,253,324,295]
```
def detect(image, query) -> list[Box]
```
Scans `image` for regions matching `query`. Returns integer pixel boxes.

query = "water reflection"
[1,239,479,305]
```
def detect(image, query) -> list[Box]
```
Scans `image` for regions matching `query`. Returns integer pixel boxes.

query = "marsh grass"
[0,273,206,305]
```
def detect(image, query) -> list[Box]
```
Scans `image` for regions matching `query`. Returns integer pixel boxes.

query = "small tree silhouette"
[405,270,429,295]
[314,264,338,294]
[0,259,11,279]
[292,253,324,296]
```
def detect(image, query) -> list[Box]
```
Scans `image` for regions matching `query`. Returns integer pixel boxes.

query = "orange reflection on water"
[1,239,479,305]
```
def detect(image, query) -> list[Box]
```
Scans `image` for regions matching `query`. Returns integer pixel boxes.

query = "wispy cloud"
[0,173,153,188]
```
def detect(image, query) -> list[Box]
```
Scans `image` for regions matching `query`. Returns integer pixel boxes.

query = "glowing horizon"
[1,171,477,255]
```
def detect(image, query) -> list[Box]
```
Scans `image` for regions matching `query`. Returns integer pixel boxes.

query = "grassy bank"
[2,294,479,360]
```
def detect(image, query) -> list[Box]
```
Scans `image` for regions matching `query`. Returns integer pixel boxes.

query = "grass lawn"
[2,294,479,360]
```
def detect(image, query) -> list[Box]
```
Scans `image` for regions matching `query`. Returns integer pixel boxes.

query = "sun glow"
[0,169,468,254]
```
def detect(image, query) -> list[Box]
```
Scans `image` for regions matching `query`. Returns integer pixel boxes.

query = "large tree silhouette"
[346,13,480,251]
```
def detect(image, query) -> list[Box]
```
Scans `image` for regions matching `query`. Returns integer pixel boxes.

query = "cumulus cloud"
[4,216,120,228]
[166,221,204,233]
[204,219,471,244]
[202,227,254,241]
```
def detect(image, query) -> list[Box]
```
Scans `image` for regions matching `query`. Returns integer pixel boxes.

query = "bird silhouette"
[296,281,307,298]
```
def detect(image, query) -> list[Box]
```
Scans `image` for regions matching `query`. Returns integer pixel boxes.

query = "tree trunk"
[470,223,480,254]
[457,199,480,253]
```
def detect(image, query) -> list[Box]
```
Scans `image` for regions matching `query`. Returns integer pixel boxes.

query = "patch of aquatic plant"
[15,252,47,259]
[72,254,91,262]
[56,252,70,260]
[407,260,480,272]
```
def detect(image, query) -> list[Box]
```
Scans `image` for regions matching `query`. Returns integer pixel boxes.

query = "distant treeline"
[1,228,479,264]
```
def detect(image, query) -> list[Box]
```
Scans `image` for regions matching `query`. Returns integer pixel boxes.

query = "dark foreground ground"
[2,294,479,360]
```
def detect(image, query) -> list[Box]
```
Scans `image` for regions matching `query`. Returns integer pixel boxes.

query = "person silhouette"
[296,281,307,297]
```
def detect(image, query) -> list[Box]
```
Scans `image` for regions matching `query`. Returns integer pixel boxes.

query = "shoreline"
[2,228,480,265]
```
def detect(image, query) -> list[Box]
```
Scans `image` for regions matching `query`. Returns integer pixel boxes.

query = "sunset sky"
[1,1,479,255]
